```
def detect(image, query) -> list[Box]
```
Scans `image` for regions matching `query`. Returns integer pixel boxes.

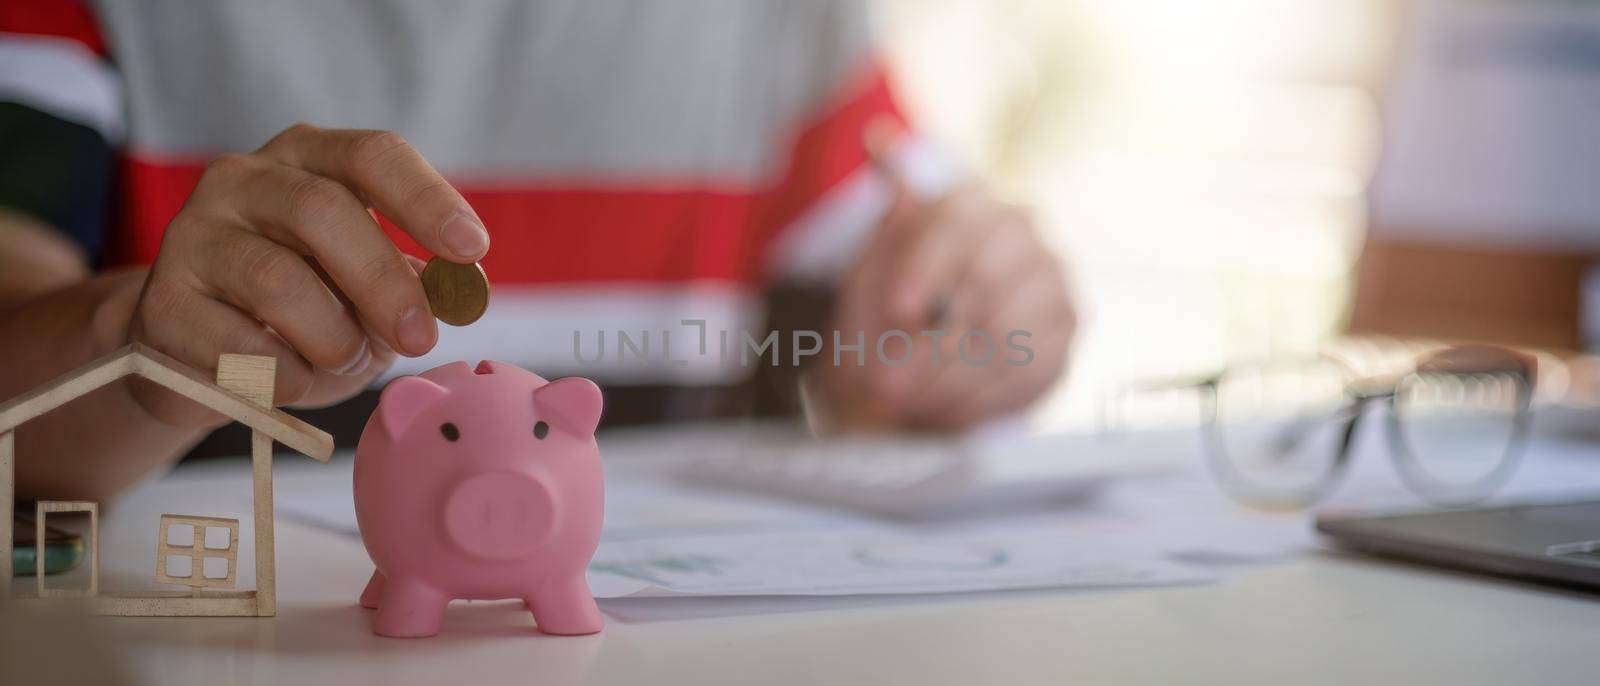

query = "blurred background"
[876,0,1600,431]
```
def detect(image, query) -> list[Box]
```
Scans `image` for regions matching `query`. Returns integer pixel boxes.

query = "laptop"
[1316,500,1600,590]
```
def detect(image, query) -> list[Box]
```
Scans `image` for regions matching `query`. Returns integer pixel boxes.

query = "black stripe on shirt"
[0,101,114,266]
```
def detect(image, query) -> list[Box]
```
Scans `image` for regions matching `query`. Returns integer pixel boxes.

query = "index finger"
[257,124,489,263]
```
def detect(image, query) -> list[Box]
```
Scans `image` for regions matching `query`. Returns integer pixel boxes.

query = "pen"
[863,117,956,329]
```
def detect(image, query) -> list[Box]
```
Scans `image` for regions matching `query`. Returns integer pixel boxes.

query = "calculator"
[676,427,1181,518]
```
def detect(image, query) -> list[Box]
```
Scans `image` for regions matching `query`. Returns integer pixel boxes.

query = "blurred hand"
[127,124,488,426]
[817,135,1075,430]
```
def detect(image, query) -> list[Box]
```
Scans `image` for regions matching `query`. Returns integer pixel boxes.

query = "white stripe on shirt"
[0,34,123,142]
[387,284,765,385]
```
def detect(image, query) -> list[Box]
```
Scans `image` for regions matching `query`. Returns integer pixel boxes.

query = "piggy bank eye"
[533,421,549,440]
[440,423,461,442]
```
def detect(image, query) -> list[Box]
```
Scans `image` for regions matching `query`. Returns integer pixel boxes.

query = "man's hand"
[128,124,488,426]
[818,152,1075,430]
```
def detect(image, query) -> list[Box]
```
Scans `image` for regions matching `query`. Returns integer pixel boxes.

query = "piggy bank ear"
[376,376,450,438]
[535,377,603,435]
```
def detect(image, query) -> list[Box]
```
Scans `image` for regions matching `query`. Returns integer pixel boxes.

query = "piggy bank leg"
[526,574,604,635]
[359,570,386,609]
[373,576,450,638]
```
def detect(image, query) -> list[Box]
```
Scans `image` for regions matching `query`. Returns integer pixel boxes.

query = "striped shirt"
[0,0,951,387]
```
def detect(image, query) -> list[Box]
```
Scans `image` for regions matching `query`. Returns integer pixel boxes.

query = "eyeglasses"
[1114,345,1535,511]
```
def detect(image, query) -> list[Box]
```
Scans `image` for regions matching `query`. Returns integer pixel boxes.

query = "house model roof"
[0,344,332,461]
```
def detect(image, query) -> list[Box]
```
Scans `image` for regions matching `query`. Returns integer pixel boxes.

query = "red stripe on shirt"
[0,0,107,58]
[110,61,905,286]
[115,157,760,284]
[381,187,757,284]
[752,61,906,266]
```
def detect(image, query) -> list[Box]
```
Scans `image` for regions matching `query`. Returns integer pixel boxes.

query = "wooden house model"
[0,344,332,616]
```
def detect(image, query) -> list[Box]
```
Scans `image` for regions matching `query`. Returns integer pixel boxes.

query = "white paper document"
[590,435,1218,596]
[275,461,1212,599]
[273,421,1600,603]
[582,479,1203,594]
[587,525,1210,598]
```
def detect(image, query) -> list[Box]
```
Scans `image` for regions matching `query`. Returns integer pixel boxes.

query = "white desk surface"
[12,433,1600,685]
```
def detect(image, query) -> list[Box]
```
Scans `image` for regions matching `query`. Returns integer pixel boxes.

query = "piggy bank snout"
[442,471,557,560]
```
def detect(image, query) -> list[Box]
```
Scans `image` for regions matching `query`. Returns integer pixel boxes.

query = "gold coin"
[419,258,490,326]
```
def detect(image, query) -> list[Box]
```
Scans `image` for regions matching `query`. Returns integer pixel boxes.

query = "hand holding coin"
[419,257,490,326]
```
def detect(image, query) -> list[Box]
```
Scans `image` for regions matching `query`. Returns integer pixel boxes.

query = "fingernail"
[330,339,372,376]
[396,306,437,357]
[441,210,489,260]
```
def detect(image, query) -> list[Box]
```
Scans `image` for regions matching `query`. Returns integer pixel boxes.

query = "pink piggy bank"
[353,360,605,638]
